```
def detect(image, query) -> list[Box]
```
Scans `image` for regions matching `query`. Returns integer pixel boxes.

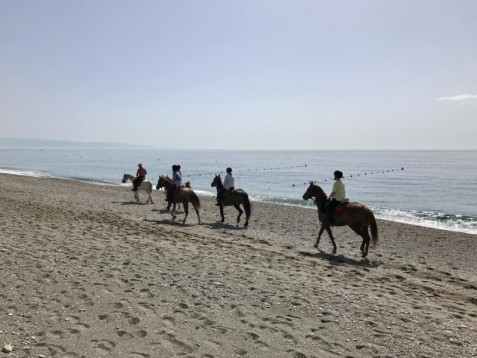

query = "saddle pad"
[333,203,348,215]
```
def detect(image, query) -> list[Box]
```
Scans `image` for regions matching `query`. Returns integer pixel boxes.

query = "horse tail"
[367,208,378,248]
[243,193,252,220]
[189,190,202,212]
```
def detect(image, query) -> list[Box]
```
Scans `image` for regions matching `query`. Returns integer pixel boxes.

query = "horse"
[156,176,201,224]
[211,174,251,227]
[302,181,378,257]
[122,173,154,204]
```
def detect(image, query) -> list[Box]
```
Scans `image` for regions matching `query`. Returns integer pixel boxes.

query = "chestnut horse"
[302,181,378,257]
[156,176,201,224]
[211,174,251,227]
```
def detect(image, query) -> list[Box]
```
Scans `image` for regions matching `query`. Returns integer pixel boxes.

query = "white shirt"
[331,179,347,202]
[223,174,235,190]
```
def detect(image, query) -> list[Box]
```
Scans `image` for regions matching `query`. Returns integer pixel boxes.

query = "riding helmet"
[334,170,343,179]
[226,167,232,173]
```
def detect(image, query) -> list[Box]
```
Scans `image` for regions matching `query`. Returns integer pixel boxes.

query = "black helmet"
[226,167,232,173]
[334,170,343,179]
[172,165,177,170]
[138,163,142,167]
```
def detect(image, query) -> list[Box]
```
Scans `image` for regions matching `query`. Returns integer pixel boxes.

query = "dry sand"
[1,173,476,358]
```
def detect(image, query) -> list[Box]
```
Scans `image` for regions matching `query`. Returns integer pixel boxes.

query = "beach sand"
[1,173,476,357]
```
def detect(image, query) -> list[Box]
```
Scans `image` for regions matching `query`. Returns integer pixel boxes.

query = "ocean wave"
[373,207,477,235]
[0,168,54,178]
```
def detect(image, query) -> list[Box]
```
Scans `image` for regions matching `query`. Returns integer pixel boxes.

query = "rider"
[166,164,182,202]
[216,167,235,206]
[325,170,348,224]
[132,163,147,191]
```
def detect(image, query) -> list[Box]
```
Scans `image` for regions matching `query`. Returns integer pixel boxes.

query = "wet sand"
[1,173,476,357]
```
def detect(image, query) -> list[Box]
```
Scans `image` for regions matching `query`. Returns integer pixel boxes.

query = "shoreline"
[1,169,476,236]
[1,173,476,357]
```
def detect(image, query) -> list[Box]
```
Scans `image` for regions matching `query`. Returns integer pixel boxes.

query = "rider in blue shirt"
[166,164,182,202]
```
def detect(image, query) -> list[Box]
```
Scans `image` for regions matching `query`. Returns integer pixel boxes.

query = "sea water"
[0,148,476,235]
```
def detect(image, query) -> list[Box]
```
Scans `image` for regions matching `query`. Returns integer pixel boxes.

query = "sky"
[1,0,476,149]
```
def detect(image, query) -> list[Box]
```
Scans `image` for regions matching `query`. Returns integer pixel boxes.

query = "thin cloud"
[437,94,477,101]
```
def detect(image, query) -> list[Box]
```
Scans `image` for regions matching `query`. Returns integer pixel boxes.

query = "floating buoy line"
[290,167,405,187]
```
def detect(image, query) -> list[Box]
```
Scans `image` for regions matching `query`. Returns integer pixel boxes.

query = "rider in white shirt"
[325,170,348,224]
[216,167,235,205]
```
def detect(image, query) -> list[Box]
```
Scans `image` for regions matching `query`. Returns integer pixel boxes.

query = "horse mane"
[160,175,172,183]
[313,182,327,197]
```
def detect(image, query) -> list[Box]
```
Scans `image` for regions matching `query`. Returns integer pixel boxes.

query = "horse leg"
[170,201,177,221]
[349,225,368,257]
[135,191,139,202]
[182,202,189,224]
[219,205,225,223]
[193,204,201,225]
[360,227,372,258]
[324,226,337,254]
[234,204,243,225]
[314,226,326,249]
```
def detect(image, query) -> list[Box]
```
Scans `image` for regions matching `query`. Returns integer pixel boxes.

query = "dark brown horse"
[302,181,378,257]
[211,174,251,227]
[156,176,201,224]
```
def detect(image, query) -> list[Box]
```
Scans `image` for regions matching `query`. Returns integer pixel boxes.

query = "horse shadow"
[142,218,196,227]
[151,208,185,214]
[113,201,149,206]
[298,250,380,268]
[206,221,247,231]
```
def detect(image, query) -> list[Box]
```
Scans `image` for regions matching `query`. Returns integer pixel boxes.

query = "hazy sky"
[1,0,476,149]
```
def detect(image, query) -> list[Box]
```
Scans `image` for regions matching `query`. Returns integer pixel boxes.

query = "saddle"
[333,202,348,215]
[172,184,185,195]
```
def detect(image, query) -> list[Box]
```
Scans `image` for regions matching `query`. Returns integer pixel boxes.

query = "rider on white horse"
[133,163,147,191]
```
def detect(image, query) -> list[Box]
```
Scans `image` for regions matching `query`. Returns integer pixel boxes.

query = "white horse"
[122,173,154,204]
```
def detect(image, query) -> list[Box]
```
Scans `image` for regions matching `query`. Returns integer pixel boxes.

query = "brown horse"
[211,174,251,227]
[302,181,378,257]
[156,176,201,224]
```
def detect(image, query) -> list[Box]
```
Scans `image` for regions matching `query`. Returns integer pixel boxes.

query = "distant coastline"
[0,138,154,150]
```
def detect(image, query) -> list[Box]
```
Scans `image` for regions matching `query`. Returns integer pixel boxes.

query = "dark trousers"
[133,176,145,190]
[167,184,177,201]
[217,187,234,204]
[324,199,338,223]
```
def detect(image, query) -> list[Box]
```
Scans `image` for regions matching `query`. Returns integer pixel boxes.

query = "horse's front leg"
[170,202,177,221]
[219,205,225,223]
[135,191,139,202]
[314,225,326,249]
[324,226,337,254]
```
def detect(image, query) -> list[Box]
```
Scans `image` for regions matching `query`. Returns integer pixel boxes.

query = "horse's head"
[121,174,127,183]
[157,175,172,190]
[211,174,221,188]
[156,176,164,190]
[302,181,317,201]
